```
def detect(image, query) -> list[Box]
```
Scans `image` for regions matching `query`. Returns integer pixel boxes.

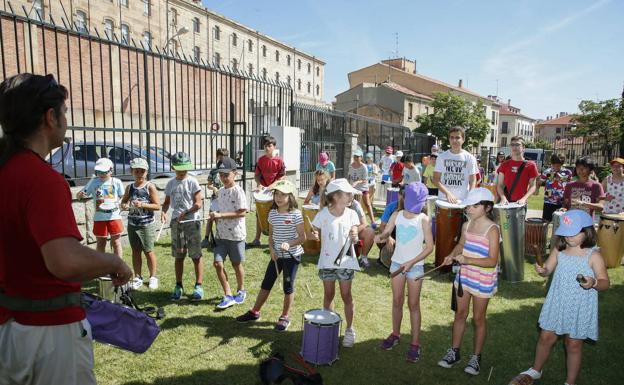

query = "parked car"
[48,140,174,185]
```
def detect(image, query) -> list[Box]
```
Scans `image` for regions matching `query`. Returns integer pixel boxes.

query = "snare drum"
[597,213,624,268]
[386,187,400,205]
[435,200,466,269]
[494,203,526,282]
[98,276,122,303]
[253,190,273,236]
[302,204,320,255]
[525,218,549,258]
[301,309,341,365]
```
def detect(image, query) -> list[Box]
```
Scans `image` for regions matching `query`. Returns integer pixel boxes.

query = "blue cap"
[555,210,594,237]
[404,182,428,214]
[353,149,364,157]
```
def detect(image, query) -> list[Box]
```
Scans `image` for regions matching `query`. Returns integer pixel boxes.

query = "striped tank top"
[127,182,155,227]
[455,221,498,298]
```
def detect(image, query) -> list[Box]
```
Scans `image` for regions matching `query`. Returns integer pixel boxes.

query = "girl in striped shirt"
[439,187,500,376]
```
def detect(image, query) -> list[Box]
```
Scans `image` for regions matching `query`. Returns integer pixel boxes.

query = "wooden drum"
[302,204,321,255]
[597,213,624,268]
[435,200,465,270]
[254,190,273,236]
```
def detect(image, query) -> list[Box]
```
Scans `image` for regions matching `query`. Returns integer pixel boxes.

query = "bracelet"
[592,278,599,289]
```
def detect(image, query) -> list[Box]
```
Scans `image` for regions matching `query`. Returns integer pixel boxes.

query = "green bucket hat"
[171,152,194,171]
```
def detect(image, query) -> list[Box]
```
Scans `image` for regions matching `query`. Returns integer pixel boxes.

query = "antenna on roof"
[394,32,399,58]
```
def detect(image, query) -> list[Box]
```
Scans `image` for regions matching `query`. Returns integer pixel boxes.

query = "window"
[262,45,267,57]
[262,68,267,80]
[316,66,320,76]
[104,19,114,39]
[556,127,562,134]
[213,25,220,40]
[307,82,311,93]
[231,33,237,46]
[33,0,44,21]
[297,79,301,91]
[297,59,301,70]
[502,121,508,134]
[232,58,238,71]
[75,10,87,33]
[491,111,497,125]
[248,63,253,75]
[121,0,128,7]
[192,17,200,33]
[143,31,151,49]
[143,0,151,16]
[213,52,220,66]
[247,39,253,52]
[287,55,291,66]
[490,129,495,142]
[193,46,200,61]
[316,85,320,96]
[120,24,129,44]
[275,50,280,62]
[275,72,280,83]
[307,63,311,74]
[425,106,429,114]
[287,76,291,86]
[501,137,507,146]
[170,8,177,26]
[408,103,413,119]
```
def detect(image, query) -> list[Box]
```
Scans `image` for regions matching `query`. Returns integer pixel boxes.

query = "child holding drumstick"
[509,210,609,385]
[236,180,305,331]
[374,182,433,362]
[439,187,500,376]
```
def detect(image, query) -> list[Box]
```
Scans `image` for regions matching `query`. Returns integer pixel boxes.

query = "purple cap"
[404,182,428,213]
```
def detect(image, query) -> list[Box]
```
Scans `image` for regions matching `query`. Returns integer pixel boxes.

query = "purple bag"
[82,293,160,353]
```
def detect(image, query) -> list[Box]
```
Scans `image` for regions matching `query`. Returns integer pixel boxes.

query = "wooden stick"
[155,221,165,242]
[273,259,282,289]
[304,282,313,299]
[390,263,447,280]
[487,366,494,382]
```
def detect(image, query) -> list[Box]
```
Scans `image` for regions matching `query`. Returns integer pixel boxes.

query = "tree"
[572,98,623,161]
[525,138,552,150]
[415,92,490,150]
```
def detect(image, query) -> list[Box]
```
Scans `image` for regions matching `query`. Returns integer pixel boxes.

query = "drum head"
[435,200,465,209]
[99,201,117,210]
[494,202,525,209]
[304,309,341,325]
[253,190,273,202]
[387,187,400,192]
[302,204,320,210]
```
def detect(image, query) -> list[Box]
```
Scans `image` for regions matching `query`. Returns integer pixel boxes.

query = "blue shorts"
[389,262,424,280]
[213,239,245,264]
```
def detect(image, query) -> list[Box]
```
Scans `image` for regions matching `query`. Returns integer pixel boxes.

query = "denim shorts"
[389,262,424,280]
[318,268,355,282]
[213,239,246,264]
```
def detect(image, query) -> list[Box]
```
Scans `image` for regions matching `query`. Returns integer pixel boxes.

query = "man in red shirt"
[0,74,132,385]
[390,150,404,187]
[496,136,539,205]
[249,135,285,246]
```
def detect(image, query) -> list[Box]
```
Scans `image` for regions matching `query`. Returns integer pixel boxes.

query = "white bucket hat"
[462,187,495,206]
[326,178,361,195]
[94,158,114,172]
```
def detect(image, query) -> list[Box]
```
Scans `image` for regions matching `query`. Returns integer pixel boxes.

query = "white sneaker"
[131,276,143,290]
[343,328,356,347]
[148,276,159,289]
[520,367,542,380]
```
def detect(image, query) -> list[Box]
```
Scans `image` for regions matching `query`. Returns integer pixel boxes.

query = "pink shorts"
[93,219,124,238]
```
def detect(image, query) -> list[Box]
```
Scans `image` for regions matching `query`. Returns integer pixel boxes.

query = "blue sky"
[203,0,623,119]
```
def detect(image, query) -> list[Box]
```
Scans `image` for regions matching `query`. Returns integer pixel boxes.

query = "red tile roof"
[380,82,433,100]
[538,115,574,125]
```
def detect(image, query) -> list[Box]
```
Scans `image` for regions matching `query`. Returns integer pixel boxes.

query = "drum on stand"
[525,218,549,258]
[253,190,273,236]
[302,204,321,255]
[494,203,526,282]
[435,200,466,271]
[386,188,400,205]
[597,213,624,268]
[301,309,342,365]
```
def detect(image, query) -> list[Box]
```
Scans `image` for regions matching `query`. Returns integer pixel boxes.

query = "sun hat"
[94,158,114,172]
[462,187,495,206]
[319,152,329,166]
[326,178,361,195]
[353,149,363,157]
[403,182,428,213]
[395,150,404,158]
[555,210,594,237]
[129,158,149,170]
[171,152,194,171]
[216,156,238,173]
[365,152,374,159]
[270,179,297,195]
[609,158,624,165]
[385,146,394,154]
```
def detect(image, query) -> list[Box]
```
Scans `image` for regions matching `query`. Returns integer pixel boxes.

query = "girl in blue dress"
[511,210,609,385]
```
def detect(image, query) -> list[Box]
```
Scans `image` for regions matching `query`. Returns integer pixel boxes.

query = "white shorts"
[0,319,96,385]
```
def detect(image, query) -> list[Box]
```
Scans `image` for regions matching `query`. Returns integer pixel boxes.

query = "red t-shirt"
[497,159,539,202]
[390,161,404,182]
[255,154,285,187]
[0,151,84,325]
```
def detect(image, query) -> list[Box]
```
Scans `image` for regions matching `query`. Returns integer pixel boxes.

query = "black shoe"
[437,348,460,368]
[236,310,260,323]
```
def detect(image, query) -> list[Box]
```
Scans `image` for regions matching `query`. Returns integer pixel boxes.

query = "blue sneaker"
[171,285,184,301]
[234,290,247,305]
[189,285,204,301]
[216,295,236,309]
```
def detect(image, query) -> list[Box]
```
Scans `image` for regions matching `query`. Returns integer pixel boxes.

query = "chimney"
[507,99,511,106]
[458,79,463,88]
[556,113,559,118]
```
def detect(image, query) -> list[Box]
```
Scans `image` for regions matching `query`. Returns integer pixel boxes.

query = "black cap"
[497,151,505,156]
[217,156,238,173]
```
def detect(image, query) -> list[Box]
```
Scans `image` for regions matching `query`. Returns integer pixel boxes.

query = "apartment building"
[495,99,536,147]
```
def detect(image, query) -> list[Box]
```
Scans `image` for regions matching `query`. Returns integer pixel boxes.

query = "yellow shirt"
[423,164,436,188]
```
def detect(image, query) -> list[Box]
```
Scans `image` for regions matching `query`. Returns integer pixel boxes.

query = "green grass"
[92,207,624,385]
[528,190,545,211]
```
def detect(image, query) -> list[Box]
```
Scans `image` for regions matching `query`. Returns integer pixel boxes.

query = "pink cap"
[319,152,329,166]
[385,146,394,154]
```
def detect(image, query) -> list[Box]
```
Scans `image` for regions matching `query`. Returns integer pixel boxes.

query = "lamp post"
[166,26,189,54]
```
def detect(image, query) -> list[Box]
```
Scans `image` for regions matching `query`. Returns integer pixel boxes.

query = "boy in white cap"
[390,151,405,187]
[77,157,125,257]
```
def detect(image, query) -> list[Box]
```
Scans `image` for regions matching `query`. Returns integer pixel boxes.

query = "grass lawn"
[92,205,623,385]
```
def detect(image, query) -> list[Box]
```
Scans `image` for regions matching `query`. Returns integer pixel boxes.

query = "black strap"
[504,161,527,202]
[0,288,82,312]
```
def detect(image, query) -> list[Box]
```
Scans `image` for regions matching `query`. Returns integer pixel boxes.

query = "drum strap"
[504,161,527,202]
[0,288,82,312]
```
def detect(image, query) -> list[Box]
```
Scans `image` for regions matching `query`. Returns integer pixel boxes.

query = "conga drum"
[254,190,273,236]
[495,203,526,282]
[386,187,400,205]
[435,200,466,271]
[302,204,321,255]
[301,309,342,365]
[597,213,624,268]
[525,218,549,259]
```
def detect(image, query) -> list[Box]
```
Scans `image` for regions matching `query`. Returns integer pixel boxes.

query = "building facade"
[7,0,325,104]
[534,113,574,142]
[495,99,536,147]
[345,58,500,152]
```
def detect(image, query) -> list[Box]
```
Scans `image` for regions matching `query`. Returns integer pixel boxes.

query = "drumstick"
[273,259,282,289]
[412,264,446,281]
[487,367,494,382]
[304,282,313,299]
[155,220,165,242]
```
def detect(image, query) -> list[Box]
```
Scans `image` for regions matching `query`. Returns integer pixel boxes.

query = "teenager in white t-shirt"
[433,127,478,203]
